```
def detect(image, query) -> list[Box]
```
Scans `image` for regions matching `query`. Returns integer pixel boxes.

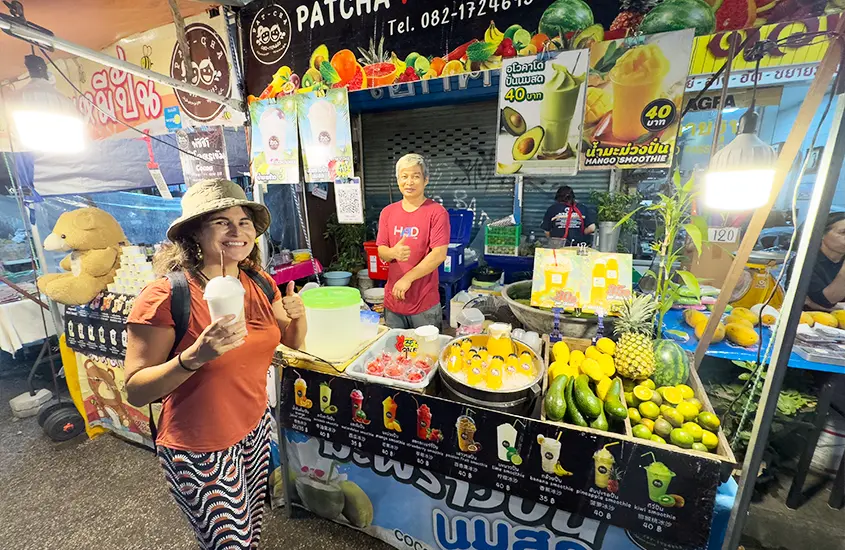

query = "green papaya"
[565,377,588,427]
[544,374,568,421]
[590,407,609,432]
[574,374,603,418]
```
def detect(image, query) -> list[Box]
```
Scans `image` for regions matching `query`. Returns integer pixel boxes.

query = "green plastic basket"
[484,224,521,256]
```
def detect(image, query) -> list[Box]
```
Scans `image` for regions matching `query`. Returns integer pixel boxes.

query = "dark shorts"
[385,303,443,330]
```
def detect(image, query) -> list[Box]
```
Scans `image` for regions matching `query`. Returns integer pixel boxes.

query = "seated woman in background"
[804,211,845,311]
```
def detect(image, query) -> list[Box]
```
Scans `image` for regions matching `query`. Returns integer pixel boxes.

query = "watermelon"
[538,0,595,37]
[652,339,690,387]
[638,0,716,37]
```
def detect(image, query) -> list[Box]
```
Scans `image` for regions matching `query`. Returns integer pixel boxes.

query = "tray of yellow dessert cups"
[437,334,545,415]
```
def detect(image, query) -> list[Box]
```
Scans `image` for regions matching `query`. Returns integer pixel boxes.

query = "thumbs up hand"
[392,236,412,262]
[282,281,305,320]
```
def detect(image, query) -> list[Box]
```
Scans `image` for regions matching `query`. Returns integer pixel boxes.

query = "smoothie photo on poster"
[580,29,694,170]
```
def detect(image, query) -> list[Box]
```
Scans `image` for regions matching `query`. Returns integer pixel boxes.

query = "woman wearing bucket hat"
[124,179,306,549]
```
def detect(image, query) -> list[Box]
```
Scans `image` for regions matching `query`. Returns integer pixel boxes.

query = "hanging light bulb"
[6,54,86,154]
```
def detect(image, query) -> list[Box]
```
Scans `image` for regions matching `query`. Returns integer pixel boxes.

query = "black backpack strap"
[148,271,191,450]
[244,269,277,305]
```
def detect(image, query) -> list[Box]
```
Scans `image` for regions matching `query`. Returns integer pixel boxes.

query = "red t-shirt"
[376,199,450,315]
[127,270,281,452]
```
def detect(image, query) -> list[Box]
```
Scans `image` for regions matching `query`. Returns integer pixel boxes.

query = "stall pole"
[709,36,737,160]
[0,18,242,112]
[692,18,845,367]
[513,175,523,225]
[253,182,270,267]
[722,84,845,550]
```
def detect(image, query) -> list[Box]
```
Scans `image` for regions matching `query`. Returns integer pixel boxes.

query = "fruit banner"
[0,12,243,150]
[239,0,841,100]
[296,89,355,182]
[280,367,722,547]
[496,49,589,175]
[177,127,230,187]
[580,30,694,170]
[530,248,633,314]
[249,97,300,184]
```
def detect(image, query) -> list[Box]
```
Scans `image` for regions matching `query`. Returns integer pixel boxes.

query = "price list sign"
[280,368,721,547]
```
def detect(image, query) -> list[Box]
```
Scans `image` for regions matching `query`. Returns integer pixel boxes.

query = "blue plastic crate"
[440,209,473,277]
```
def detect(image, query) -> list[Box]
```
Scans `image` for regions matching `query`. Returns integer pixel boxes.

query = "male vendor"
[377,153,450,329]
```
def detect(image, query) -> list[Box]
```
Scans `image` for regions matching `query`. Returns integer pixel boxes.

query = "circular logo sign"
[250,4,292,65]
[170,23,231,123]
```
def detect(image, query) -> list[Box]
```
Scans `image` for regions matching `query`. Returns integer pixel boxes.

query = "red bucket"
[363,241,389,280]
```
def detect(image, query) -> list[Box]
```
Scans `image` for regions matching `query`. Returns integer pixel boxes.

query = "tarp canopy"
[10,127,248,196]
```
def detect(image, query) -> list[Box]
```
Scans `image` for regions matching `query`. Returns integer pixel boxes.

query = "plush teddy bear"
[37,208,127,305]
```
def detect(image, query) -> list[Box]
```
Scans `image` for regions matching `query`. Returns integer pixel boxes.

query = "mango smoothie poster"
[530,248,633,315]
[249,97,300,184]
[295,88,354,183]
[580,30,694,171]
[496,49,589,176]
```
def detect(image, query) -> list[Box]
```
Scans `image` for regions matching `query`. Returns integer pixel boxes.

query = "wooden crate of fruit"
[541,336,633,437]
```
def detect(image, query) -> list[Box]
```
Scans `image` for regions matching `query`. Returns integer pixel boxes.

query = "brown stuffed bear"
[37,208,127,305]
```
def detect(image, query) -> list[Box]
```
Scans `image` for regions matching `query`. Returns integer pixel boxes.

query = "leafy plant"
[706,360,817,460]
[323,214,367,273]
[591,190,641,223]
[616,171,706,337]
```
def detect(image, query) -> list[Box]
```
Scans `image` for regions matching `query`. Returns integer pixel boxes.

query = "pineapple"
[613,294,658,380]
[610,0,656,32]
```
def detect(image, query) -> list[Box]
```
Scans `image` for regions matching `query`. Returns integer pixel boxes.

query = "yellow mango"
[683,309,708,329]
[799,311,815,326]
[695,321,725,343]
[725,323,760,347]
[810,311,839,328]
[730,307,760,325]
[725,315,754,329]
[585,346,602,361]
[833,310,845,329]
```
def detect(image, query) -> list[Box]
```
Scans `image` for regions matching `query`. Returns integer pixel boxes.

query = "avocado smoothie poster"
[496,50,589,175]
[249,97,300,184]
[580,30,694,170]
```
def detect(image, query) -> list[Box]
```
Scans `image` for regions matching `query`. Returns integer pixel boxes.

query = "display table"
[663,309,845,510]
[0,298,56,355]
[484,254,534,283]
[271,260,323,286]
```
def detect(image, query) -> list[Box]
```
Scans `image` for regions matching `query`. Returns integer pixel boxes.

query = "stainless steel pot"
[437,335,545,415]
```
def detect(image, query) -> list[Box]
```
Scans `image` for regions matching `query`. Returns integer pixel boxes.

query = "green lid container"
[300,286,361,309]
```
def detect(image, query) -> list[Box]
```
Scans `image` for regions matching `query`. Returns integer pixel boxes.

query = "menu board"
[531,248,633,315]
[65,292,134,361]
[580,30,694,171]
[176,127,230,187]
[280,368,721,547]
[496,49,589,176]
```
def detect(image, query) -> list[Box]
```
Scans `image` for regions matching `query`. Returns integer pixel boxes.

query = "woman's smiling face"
[196,206,256,266]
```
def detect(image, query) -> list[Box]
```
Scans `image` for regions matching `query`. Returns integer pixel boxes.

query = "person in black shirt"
[541,186,596,246]
[804,211,845,311]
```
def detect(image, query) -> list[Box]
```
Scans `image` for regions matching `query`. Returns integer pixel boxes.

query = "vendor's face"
[823,219,845,256]
[397,164,428,201]
[197,206,256,266]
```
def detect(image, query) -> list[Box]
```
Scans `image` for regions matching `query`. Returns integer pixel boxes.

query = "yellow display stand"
[59,335,107,440]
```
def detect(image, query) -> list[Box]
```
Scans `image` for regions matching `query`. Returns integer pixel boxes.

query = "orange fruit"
[430,57,446,76]
[442,60,464,76]
[531,33,550,51]
[331,49,359,84]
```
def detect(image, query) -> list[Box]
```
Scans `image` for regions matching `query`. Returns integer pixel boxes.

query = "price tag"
[641,99,676,132]
[707,227,740,244]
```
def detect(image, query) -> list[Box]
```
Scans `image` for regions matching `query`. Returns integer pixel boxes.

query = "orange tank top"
[127,270,281,452]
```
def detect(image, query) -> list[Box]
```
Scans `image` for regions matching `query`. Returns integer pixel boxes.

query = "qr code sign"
[335,177,364,224]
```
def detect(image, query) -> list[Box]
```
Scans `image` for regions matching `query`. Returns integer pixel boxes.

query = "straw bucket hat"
[166,179,271,241]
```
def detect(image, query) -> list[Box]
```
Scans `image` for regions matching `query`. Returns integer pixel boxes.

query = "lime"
[624,391,636,407]
[677,402,700,422]
[641,379,656,390]
[649,390,664,406]
[633,385,654,404]
[697,411,721,432]
[663,408,685,428]
[682,422,704,441]
[622,378,636,392]
[676,384,695,399]
[691,442,709,453]
[632,424,652,439]
[662,387,684,406]
[650,434,667,444]
[701,430,719,450]
[660,404,672,415]
[669,428,694,448]
[640,418,655,433]
[638,401,660,420]
[628,407,642,424]
[511,454,524,465]
[513,28,533,49]
[654,418,673,438]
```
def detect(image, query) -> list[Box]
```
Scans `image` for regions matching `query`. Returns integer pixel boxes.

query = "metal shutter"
[361,100,611,238]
